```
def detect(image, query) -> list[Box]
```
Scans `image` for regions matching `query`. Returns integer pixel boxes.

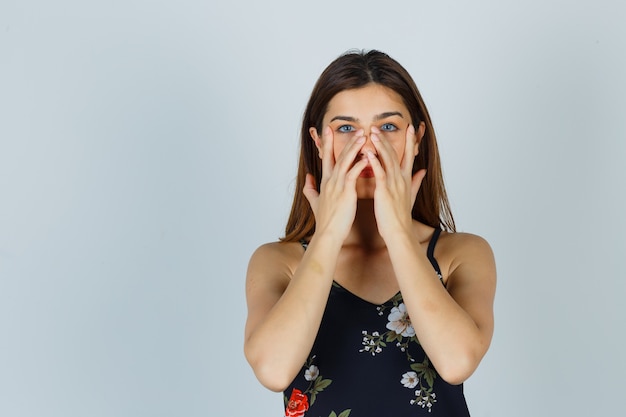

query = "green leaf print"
[385,331,403,343]
[411,358,436,386]
[410,361,428,373]
[328,410,351,417]
[298,355,334,407]
[423,367,436,387]
[313,377,332,391]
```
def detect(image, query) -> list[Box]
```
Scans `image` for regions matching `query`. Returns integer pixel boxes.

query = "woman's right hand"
[246,127,367,391]
[302,126,369,242]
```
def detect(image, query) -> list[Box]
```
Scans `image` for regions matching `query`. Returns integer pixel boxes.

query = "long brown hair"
[283,50,455,242]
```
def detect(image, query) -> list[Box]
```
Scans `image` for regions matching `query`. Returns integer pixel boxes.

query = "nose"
[359,132,376,156]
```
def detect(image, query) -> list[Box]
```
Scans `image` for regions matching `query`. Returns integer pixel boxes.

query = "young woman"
[244,50,496,417]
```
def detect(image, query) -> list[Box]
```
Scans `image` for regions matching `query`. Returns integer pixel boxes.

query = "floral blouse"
[284,230,471,417]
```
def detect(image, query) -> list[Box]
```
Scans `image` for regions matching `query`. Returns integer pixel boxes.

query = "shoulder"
[440,231,493,256]
[245,241,306,323]
[247,240,305,282]
[436,231,496,284]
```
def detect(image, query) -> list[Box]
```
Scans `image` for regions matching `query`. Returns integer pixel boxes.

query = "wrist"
[379,217,415,244]
[382,228,420,253]
[308,228,346,252]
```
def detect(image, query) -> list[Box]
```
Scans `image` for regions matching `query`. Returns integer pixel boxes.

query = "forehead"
[325,84,407,119]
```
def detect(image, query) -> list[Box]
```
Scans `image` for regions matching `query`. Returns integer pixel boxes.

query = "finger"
[366,150,387,187]
[320,126,335,179]
[370,127,399,176]
[303,173,320,212]
[344,157,370,184]
[401,124,417,175]
[334,130,366,174]
[410,169,427,206]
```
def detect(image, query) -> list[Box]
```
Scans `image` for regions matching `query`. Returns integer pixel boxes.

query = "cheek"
[391,140,405,161]
[333,142,347,160]
[396,146,405,161]
[381,132,406,161]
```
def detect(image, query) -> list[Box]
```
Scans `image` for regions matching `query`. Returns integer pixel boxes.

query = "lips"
[359,167,374,178]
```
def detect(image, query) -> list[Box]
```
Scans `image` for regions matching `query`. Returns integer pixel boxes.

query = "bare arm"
[368,124,496,384]
[244,235,342,392]
[244,127,369,391]
[387,232,496,385]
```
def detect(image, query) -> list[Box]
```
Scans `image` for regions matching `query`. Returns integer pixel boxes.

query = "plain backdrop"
[1,0,625,416]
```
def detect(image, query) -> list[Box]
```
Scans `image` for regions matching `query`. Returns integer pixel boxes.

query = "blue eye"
[337,125,356,133]
[380,123,398,132]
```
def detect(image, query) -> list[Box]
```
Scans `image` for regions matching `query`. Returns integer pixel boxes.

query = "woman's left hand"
[367,123,426,240]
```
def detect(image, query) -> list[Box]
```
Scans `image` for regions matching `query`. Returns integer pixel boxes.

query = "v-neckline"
[332,280,402,306]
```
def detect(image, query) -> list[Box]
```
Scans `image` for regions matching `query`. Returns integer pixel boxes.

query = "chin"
[356,184,376,200]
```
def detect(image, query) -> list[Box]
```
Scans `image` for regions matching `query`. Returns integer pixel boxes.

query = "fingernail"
[371,133,380,142]
[409,125,415,134]
[371,126,380,134]
[356,136,365,144]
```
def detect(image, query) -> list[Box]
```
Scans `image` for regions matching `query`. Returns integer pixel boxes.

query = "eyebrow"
[375,111,405,121]
[329,111,405,123]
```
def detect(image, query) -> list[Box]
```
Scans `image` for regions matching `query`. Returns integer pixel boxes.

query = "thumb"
[303,173,319,214]
[410,169,427,207]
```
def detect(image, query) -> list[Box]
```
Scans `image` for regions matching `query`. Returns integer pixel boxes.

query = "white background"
[1,0,625,416]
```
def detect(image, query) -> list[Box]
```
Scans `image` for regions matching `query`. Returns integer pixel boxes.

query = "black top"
[284,229,470,416]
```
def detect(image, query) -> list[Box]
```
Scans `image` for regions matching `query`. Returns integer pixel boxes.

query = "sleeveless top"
[283,229,471,417]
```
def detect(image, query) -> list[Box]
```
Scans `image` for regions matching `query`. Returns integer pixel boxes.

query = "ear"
[309,127,323,158]
[413,122,426,156]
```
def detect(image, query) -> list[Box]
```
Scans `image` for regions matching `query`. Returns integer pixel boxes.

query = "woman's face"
[310,83,419,198]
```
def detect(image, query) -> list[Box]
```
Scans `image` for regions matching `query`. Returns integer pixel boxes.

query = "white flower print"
[405,359,438,412]
[361,296,440,412]
[386,303,415,337]
[412,391,437,412]
[304,365,319,381]
[401,371,419,388]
